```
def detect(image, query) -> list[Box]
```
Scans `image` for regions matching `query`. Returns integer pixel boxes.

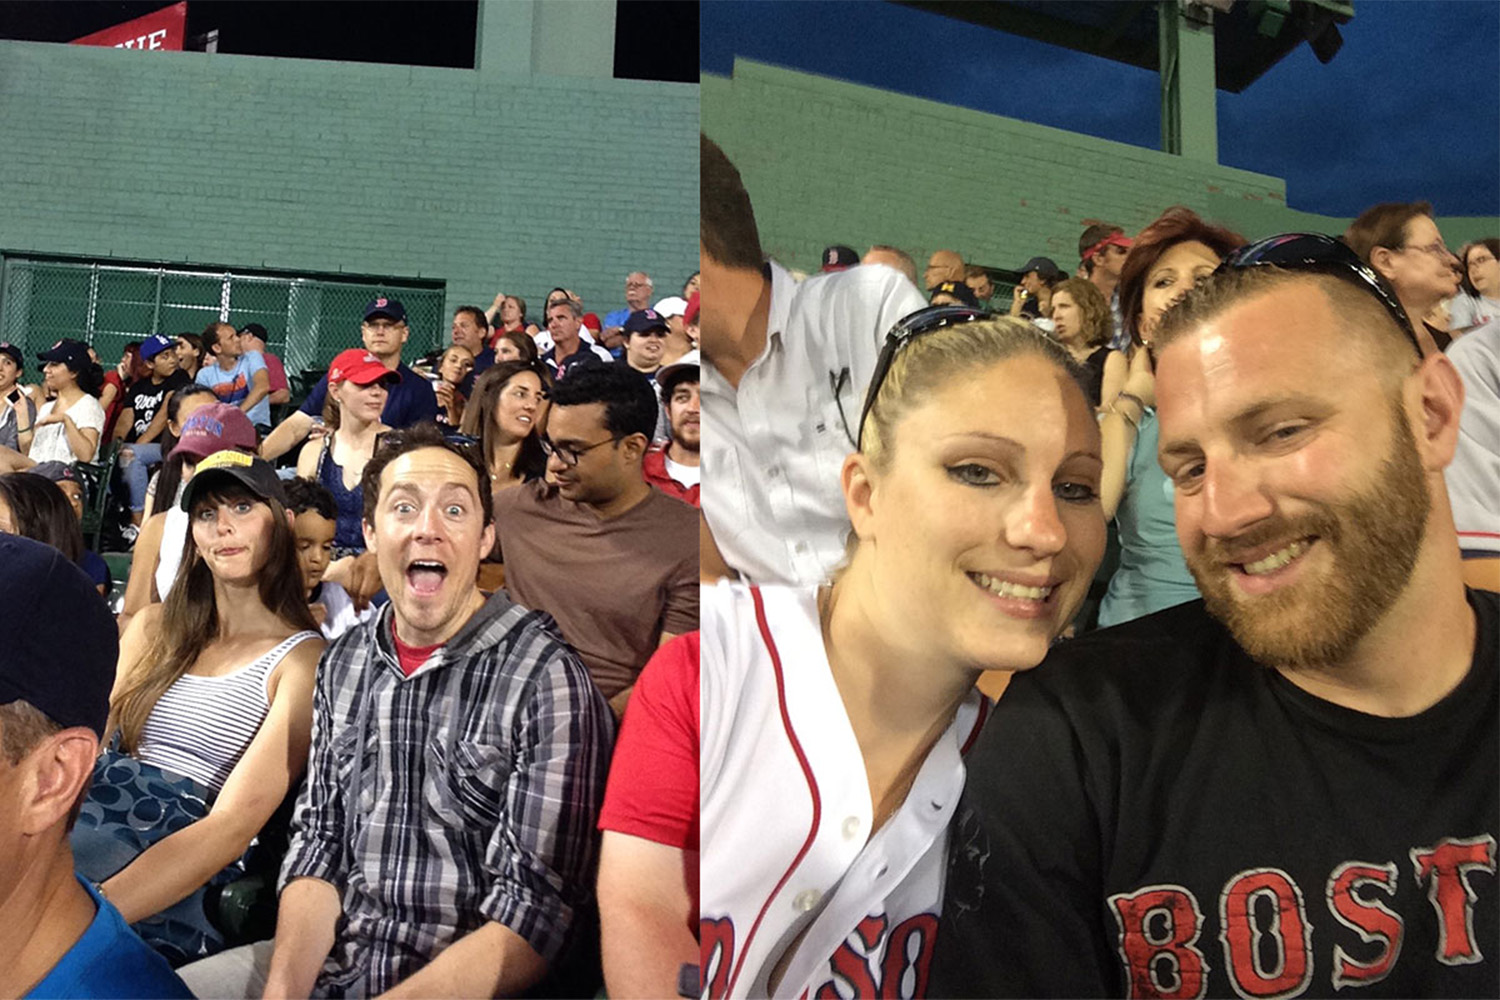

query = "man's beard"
[672,421,700,452]
[1187,401,1430,669]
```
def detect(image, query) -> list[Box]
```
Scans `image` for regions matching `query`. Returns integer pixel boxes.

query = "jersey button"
[841,816,862,840]
[793,889,821,912]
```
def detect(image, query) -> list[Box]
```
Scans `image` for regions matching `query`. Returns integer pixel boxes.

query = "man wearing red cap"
[1080,222,1134,350]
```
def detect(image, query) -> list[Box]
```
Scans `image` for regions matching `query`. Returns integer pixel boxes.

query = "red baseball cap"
[684,291,700,326]
[327,348,399,388]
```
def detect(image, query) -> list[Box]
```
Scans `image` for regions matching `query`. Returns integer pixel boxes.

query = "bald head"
[924,249,965,291]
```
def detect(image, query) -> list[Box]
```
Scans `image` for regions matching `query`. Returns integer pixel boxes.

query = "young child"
[284,477,375,639]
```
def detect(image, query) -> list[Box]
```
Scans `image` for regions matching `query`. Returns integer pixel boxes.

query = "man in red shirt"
[642,353,699,507]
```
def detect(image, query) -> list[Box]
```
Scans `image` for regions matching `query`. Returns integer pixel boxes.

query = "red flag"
[70,3,187,51]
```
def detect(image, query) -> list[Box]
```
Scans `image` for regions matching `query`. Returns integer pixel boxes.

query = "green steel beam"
[1159,1,1219,163]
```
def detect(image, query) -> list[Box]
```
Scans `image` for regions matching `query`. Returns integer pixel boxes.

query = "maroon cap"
[169,403,258,460]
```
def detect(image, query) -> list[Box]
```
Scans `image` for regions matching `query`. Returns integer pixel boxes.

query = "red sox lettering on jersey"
[702,911,940,1000]
[700,583,986,1000]
[1107,834,1496,998]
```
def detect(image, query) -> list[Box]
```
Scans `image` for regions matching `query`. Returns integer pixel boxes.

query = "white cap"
[653,295,689,319]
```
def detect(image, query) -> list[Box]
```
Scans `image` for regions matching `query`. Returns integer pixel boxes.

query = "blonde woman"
[701,309,1106,998]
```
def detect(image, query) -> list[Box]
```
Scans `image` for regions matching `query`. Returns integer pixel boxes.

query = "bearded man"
[930,238,1497,998]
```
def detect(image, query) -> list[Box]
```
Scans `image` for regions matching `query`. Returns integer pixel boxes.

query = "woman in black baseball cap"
[71,450,325,964]
[0,339,107,472]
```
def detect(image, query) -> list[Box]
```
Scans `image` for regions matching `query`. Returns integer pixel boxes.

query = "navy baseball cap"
[238,323,268,340]
[1017,256,1065,282]
[624,309,670,336]
[363,297,407,323]
[0,535,117,738]
[37,338,92,371]
[931,280,980,308]
[0,342,22,368]
[140,334,175,361]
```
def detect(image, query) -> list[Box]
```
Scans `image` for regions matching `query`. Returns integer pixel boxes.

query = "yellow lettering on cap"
[197,450,254,472]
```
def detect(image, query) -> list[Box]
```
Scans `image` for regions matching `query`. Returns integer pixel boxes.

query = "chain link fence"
[0,256,446,391]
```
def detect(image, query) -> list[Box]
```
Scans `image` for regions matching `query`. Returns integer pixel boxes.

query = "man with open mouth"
[932,235,1497,998]
[179,422,612,999]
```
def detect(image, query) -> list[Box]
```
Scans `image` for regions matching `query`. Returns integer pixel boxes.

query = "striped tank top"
[135,630,320,795]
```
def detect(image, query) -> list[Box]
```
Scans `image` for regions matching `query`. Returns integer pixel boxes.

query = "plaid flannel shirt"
[280,591,613,997]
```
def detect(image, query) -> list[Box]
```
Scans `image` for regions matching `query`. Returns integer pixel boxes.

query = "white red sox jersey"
[700,581,989,1000]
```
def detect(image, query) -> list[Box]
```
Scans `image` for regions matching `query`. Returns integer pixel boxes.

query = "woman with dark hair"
[0,471,86,565]
[1096,206,1246,627]
[101,341,149,441]
[494,329,540,365]
[174,332,206,381]
[1450,237,1500,335]
[428,345,475,429]
[0,338,108,472]
[73,452,323,964]
[143,384,218,518]
[1049,276,1125,409]
[122,400,254,626]
[459,360,550,493]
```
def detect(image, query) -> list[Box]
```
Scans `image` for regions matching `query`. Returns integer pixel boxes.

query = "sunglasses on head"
[844,304,995,450]
[1216,233,1424,357]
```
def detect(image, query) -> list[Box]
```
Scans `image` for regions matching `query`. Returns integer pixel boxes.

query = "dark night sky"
[0,1,698,82]
[702,1,1500,219]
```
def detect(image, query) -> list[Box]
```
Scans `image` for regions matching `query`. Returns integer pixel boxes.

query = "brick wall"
[0,39,699,344]
[703,60,1497,277]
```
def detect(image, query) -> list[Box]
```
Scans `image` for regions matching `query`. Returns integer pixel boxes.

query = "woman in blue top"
[1097,207,1245,628]
[295,348,395,558]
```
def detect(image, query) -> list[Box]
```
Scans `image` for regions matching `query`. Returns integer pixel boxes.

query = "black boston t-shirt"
[934,591,1499,999]
[122,371,192,442]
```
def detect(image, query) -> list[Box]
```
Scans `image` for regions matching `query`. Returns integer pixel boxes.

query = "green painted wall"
[0,37,698,354]
[703,60,1497,277]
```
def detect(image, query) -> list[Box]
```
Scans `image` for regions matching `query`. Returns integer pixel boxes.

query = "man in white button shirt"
[698,135,927,586]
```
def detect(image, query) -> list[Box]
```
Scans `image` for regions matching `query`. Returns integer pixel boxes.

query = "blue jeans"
[119,442,163,513]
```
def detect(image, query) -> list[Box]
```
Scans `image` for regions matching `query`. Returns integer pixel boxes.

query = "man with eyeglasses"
[601,271,656,351]
[931,235,1497,998]
[492,363,697,719]
[698,135,926,586]
[260,298,440,461]
[1345,200,1462,355]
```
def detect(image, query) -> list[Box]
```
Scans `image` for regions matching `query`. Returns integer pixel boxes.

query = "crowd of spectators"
[1,266,703,997]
